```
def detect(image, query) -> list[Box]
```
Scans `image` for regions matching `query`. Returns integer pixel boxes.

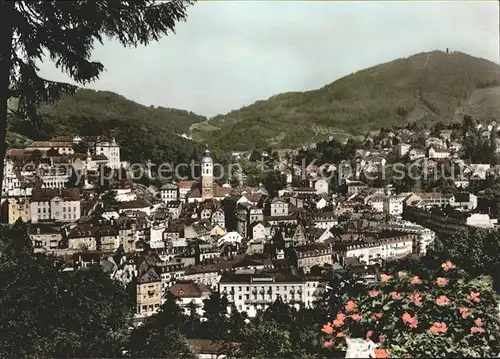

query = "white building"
[314,178,329,194]
[428,147,450,160]
[380,221,436,255]
[30,188,81,223]
[94,137,121,169]
[2,159,21,197]
[169,281,212,317]
[270,197,288,217]
[383,195,404,216]
[334,234,413,265]
[159,183,179,203]
[219,270,326,318]
[365,194,385,213]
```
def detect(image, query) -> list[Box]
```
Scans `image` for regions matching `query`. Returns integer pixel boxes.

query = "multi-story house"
[67,223,97,251]
[383,195,404,216]
[8,197,31,224]
[380,221,436,255]
[270,197,288,216]
[169,281,212,317]
[292,243,333,274]
[181,264,222,291]
[94,137,121,169]
[29,224,62,251]
[155,261,186,292]
[166,200,183,219]
[332,233,414,265]
[2,159,21,197]
[30,188,81,223]
[219,269,325,317]
[136,267,162,317]
[365,194,385,213]
[159,183,179,203]
[403,206,495,236]
[96,225,120,252]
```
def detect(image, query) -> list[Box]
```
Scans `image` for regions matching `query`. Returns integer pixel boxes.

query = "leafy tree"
[102,190,118,211]
[1,0,193,195]
[221,197,237,231]
[46,147,59,157]
[261,170,287,198]
[183,301,202,339]
[198,292,229,340]
[73,141,90,155]
[66,166,85,188]
[227,303,248,342]
[0,225,133,358]
[127,292,195,358]
[230,320,295,359]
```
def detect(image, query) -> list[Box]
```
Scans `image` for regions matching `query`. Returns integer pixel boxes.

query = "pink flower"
[435,295,450,306]
[402,312,418,328]
[411,276,421,285]
[369,290,380,297]
[467,292,481,303]
[408,293,422,305]
[471,327,485,334]
[436,277,447,286]
[378,335,385,343]
[324,339,334,347]
[336,332,344,337]
[350,313,362,321]
[321,323,333,334]
[441,261,455,271]
[474,318,482,326]
[380,274,392,282]
[391,291,402,300]
[459,307,469,318]
[371,312,383,320]
[345,300,357,312]
[374,349,389,358]
[366,330,373,340]
[332,319,343,327]
[429,322,448,334]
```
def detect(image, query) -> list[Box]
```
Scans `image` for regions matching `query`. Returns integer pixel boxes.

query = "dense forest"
[7,89,208,165]
[191,51,500,150]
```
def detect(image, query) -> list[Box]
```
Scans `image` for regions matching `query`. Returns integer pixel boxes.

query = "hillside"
[8,89,207,163]
[190,51,500,150]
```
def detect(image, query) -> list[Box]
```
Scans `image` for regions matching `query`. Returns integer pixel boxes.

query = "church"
[185,147,232,203]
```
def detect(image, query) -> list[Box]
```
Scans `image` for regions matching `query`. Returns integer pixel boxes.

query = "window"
[63,207,66,212]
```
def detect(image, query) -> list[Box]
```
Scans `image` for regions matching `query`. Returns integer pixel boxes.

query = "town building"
[30,188,81,223]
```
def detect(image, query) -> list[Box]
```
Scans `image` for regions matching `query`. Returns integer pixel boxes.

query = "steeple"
[201,145,213,200]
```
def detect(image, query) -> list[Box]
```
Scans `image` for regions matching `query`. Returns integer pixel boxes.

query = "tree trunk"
[0,0,14,198]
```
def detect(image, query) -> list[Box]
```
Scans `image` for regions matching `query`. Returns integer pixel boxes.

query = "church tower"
[201,146,214,200]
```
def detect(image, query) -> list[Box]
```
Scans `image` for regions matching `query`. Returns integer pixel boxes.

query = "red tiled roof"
[178,180,196,189]
[31,188,80,202]
[169,281,211,298]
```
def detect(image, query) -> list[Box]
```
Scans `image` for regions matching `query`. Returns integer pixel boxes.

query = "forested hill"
[8,89,207,164]
[190,50,500,151]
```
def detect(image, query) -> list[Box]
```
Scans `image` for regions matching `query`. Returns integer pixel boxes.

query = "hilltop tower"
[201,146,214,200]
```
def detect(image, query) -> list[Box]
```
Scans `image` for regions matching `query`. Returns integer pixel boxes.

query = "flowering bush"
[321,262,500,357]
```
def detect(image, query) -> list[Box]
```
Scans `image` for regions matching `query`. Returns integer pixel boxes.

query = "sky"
[37,1,500,118]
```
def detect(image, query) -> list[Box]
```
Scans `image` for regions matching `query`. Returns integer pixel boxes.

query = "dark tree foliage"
[198,292,230,340]
[127,292,195,358]
[1,0,194,195]
[221,197,237,231]
[0,225,133,358]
